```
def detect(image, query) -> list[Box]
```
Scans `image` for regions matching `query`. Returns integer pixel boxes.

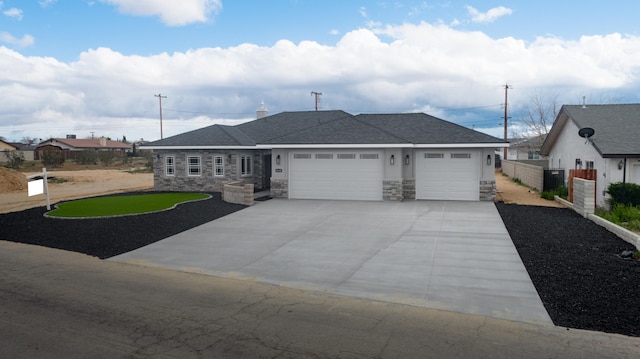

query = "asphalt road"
[1,241,638,358]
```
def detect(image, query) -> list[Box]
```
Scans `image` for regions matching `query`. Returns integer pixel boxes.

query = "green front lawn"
[47,192,210,218]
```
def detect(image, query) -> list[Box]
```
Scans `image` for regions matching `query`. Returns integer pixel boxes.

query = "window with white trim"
[187,156,201,176]
[213,155,224,177]
[241,155,252,176]
[585,160,595,169]
[165,156,175,176]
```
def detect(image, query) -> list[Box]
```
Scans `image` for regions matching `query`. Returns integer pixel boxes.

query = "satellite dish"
[578,127,595,138]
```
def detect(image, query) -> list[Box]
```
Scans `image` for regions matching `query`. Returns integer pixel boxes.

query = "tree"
[519,92,560,139]
[21,136,39,145]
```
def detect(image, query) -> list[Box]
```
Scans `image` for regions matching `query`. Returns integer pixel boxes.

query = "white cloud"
[3,8,23,20]
[39,0,58,7]
[2,22,640,142]
[466,5,512,24]
[0,32,34,47]
[100,0,222,26]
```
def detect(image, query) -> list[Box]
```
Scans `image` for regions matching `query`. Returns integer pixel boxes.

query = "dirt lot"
[0,167,560,214]
[0,168,153,214]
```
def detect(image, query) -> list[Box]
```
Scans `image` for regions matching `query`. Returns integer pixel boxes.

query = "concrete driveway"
[112,199,552,325]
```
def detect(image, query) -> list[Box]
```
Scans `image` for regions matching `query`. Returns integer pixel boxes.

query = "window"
[241,155,252,176]
[294,154,311,159]
[528,151,541,160]
[165,156,175,176]
[214,155,224,177]
[425,153,444,159]
[451,153,471,159]
[337,153,356,159]
[187,156,201,176]
[360,154,379,160]
[315,153,333,159]
[585,161,595,169]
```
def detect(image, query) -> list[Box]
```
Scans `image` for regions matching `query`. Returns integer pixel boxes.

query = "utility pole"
[311,91,322,111]
[154,93,167,139]
[503,84,511,160]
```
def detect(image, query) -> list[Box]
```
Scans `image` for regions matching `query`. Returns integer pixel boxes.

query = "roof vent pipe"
[256,101,268,119]
[582,96,586,109]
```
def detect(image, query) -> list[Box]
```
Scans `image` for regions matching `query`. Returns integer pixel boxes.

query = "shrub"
[596,204,640,232]
[541,186,568,201]
[75,149,98,165]
[41,150,65,167]
[2,150,24,169]
[607,182,640,207]
[98,151,116,166]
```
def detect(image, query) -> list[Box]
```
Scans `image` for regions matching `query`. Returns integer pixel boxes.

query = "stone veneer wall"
[383,180,404,201]
[271,179,288,198]
[479,180,496,201]
[402,179,416,200]
[223,182,254,206]
[153,150,240,192]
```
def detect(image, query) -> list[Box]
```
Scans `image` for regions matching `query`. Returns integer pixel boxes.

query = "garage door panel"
[416,150,479,201]
[290,152,383,201]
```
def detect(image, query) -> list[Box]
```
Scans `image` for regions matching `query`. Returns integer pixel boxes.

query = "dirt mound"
[0,167,27,193]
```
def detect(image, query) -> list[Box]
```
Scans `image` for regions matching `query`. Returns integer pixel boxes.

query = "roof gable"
[542,104,640,157]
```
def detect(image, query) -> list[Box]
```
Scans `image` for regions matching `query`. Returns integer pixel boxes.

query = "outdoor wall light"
[276,154,281,165]
[390,154,395,165]
[618,160,624,170]
[487,154,492,165]
[405,154,410,165]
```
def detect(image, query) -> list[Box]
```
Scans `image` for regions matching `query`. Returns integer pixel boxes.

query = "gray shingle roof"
[147,124,256,147]
[544,104,640,157]
[143,110,506,147]
[355,113,505,144]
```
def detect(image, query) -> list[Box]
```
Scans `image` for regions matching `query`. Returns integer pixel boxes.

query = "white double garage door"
[288,150,480,201]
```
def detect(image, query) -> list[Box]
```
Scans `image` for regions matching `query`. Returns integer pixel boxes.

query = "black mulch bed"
[0,192,247,259]
[1,194,639,337]
[496,202,640,337]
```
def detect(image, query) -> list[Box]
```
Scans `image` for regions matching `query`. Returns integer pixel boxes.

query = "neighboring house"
[142,110,508,202]
[540,104,640,207]
[506,135,547,160]
[0,139,18,163]
[35,136,132,161]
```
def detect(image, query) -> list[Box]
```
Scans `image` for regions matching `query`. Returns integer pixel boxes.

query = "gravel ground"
[1,194,639,337]
[496,202,640,337]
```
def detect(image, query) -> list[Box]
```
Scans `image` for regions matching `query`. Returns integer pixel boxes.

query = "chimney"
[99,136,107,147]
[256,101,268,119]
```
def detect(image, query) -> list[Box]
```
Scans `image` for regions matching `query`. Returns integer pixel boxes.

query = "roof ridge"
[217,124,255,146]
[353,114,412,143]
[251,111,355,143]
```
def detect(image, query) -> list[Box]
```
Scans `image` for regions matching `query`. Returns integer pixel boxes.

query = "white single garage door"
[289,151,383,201]
[416,150,480,201]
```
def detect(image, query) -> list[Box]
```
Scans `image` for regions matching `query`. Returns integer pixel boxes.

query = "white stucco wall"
[547,120,640,207]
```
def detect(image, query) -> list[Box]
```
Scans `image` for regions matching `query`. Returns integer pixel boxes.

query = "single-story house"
[0,139,18,163]
[506,135,547,160]
[142,110,507,202]
[35,136,132,161]
[540,103,640,207]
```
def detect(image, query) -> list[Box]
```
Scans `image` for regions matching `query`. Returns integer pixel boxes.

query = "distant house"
[142,110,508,202]
[540,104,640,207]
[0,139,18,163]
[506,135,547,160]
[35,136,132,161]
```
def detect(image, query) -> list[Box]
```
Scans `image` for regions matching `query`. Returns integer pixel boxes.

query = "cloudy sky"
[2,0,640,143]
